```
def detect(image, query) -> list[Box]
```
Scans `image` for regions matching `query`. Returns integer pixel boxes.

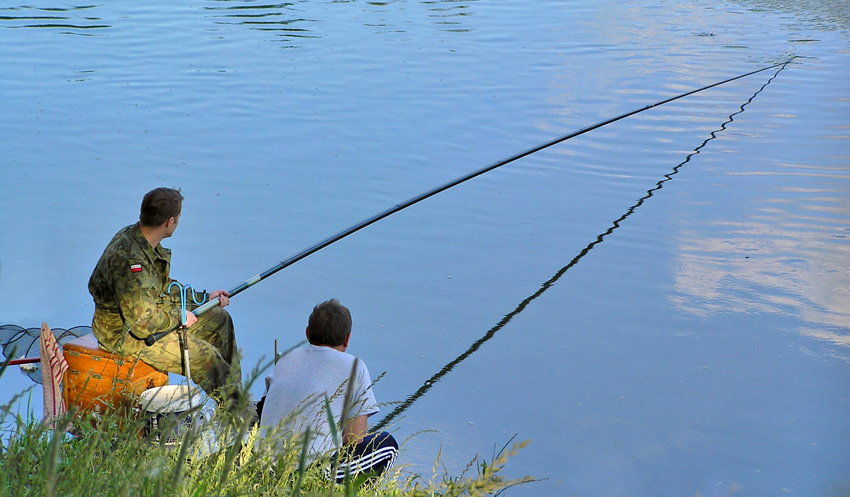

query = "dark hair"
[307,299,352,347]
[140,187,183,227]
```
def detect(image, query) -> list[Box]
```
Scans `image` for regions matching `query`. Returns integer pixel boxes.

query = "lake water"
[1,0,848,495]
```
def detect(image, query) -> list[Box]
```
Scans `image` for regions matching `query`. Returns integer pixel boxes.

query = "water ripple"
[0,5,109,33]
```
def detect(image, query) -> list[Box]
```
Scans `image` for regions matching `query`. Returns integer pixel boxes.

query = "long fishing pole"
[372,58,791,430]
[145,58,794,346]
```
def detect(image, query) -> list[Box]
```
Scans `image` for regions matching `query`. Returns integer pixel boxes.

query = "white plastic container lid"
[139,385,203,414]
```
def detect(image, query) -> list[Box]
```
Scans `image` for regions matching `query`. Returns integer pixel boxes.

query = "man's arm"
[342,414,368,445]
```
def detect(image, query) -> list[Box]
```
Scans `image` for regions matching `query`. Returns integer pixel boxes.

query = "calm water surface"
[1,1,848,495]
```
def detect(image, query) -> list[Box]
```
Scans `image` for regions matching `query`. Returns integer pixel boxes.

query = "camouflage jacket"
[88,223,185,350]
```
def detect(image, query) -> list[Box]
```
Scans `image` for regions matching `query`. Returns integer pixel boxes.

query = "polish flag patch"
[130,264,143,273]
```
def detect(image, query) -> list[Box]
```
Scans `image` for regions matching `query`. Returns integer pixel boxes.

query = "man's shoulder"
[276,345,368,376]
[307,344,365,365]
[103,224,146,259]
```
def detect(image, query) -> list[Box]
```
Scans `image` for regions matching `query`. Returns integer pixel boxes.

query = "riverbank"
[0,367,532,496]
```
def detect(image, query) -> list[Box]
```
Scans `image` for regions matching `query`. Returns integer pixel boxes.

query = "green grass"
[0,360,533,497]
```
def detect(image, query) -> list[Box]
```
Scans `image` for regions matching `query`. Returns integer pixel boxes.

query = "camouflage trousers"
[97,306,242,404]
[138,307,242,403]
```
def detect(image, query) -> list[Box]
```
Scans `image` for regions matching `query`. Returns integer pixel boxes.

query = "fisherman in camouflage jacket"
[88,187,242,404]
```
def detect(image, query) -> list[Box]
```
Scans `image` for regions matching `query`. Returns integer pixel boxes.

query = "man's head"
[306,299,352,348]
[140,187,183,228]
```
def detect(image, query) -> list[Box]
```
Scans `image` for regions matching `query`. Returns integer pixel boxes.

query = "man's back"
[260,344,379,455]
[88,222,178,349]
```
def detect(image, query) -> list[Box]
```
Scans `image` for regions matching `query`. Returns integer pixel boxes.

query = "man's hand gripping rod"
[144,294,230,346]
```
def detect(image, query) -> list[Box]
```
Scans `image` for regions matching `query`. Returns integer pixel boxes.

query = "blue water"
[1,1,849,495]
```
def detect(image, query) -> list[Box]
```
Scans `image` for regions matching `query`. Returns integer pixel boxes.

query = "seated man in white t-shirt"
[258,299,398,482]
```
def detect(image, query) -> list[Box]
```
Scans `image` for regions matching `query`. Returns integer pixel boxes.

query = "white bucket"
[139,385,204,445]
[140,384,203,413]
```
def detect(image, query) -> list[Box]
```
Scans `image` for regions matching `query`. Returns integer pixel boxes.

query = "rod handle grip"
[143,296,222,346]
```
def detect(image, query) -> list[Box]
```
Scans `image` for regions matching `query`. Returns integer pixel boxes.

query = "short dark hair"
[307,299,352,347]
[140,187,183,227]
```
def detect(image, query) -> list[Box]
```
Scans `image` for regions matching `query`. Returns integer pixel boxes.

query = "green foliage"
[0,359,533,497]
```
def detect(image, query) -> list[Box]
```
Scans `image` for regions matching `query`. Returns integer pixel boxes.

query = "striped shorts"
[329,431,398,483]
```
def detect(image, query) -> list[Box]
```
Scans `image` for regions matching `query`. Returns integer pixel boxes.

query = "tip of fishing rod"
[764,56,798,71]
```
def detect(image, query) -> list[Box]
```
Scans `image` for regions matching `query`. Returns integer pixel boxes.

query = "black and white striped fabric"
[329,431,398,483]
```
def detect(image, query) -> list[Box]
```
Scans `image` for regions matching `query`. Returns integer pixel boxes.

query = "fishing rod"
[372,58,792,430]
[145,58,794,346]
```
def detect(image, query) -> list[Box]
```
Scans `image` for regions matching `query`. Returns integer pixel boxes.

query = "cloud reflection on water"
[672,181,850,354]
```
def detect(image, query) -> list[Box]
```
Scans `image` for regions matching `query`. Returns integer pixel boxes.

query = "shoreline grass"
[1,361,533,496]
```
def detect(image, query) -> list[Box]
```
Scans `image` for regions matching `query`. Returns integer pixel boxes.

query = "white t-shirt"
[260,344,379,455]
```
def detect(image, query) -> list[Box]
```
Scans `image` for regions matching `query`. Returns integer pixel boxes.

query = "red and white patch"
[130,264,143,273]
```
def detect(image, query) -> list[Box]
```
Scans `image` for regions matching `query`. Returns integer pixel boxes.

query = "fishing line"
[372,59,793,430]
[144,58,795,346]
